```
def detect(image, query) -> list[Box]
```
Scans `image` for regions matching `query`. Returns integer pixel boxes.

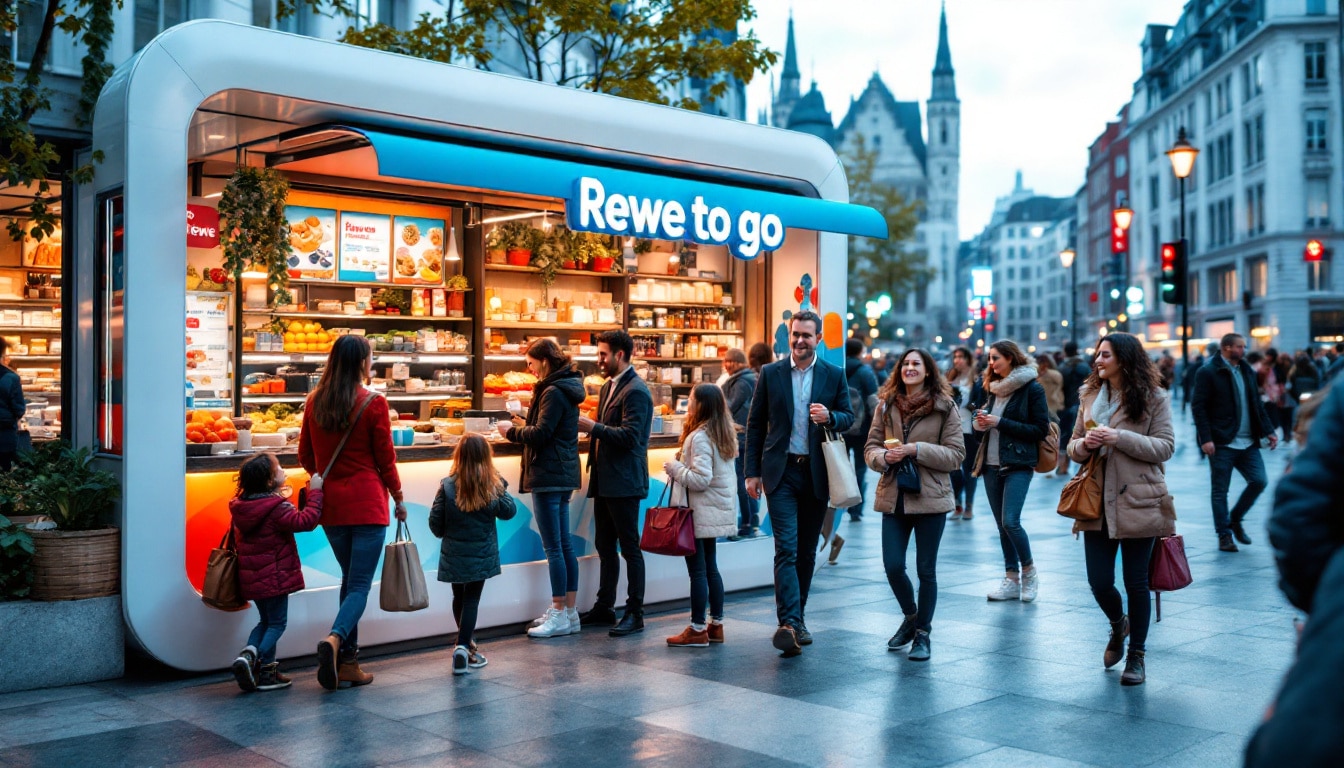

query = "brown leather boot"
[338,660,374,687]
[316,634,340,691]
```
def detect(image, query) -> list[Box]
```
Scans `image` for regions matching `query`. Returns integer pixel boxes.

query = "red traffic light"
[1305,239,1326,262]
[1111,227,1129,254]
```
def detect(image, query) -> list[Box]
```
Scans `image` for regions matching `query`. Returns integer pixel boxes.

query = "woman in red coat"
[299,334,405,691]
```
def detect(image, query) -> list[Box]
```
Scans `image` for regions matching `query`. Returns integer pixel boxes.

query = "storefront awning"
[317,126,888,254]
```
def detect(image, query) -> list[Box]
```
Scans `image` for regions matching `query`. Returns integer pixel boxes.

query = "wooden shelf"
[0,325,60,333]
[627,300,737,309]
[485,264,621,278]
[637,358,725,364]
[630,328,742,335]
[485,354,598,362]
[243,310,471,322]
[0,297,60,306]
[8,355,60,362]
[484,321,621,332]
[286,277,458,289]
[243,392,468,404]
[242,352,470,365]
[628,273,731,283]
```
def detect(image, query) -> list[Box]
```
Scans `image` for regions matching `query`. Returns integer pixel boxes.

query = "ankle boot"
[1120,649,1146,686]
[1104,615,1129,669]
[338,659,375,687]
[316,634,340,691]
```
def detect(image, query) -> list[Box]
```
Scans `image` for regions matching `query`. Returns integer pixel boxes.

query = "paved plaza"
[0,417,1300,767]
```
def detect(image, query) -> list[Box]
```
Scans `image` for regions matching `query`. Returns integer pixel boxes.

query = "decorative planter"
[487,249,507,264]
[29,527,120,601]
[592,256,615,273]
[506,249,532,266]
[447,290,465,317]
[561,259,578,270]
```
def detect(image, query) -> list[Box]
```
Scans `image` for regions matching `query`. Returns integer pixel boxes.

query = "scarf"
[1089,383,1119,427]
[987,363,1039,398]
[894,387,935,425]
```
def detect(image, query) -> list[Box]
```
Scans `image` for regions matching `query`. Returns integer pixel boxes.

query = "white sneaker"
[987,577,1021,601]
[529,610,550,628]
[528,608,571,638]
[1021,570,1039,602]
[566,607,581,634]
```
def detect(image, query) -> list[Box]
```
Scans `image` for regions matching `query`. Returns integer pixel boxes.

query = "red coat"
[298,391,402,527]
[231,489,324,601]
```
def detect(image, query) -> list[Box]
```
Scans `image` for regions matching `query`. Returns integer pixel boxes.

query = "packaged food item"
[431,289,447,317]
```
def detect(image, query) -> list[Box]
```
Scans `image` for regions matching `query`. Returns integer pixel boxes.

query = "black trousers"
[594,495,645,613]
[451,580,485,648]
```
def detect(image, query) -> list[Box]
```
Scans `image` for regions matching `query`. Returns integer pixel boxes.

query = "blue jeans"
[324,524,386,658]
[882,499,947,632]
[685,538,724,625]
[247,595,289,664]
[766,461,828,629]
[532,491,579,597]
[1209,445,1268,536]
[845,435,867,520]
[981,466,1034,572]
[735,435,759,534]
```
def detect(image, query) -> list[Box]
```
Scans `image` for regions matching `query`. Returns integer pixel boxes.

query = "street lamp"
[1059,246,1077,345]
[1166,126,1199,366]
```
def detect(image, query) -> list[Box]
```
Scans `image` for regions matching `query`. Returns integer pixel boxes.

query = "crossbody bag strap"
[323,391,376,477]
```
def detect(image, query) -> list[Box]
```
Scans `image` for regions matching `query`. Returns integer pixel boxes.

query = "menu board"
[391,216,447,285]
[285,206,337,280]
[338,211,392,283]
[186,291,231,408]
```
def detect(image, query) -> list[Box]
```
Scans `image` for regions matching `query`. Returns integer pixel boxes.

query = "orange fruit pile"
[186,410,238,443]
[282,320,332,354]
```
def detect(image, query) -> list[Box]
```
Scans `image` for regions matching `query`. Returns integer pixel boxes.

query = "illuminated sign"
[971,267,993,297]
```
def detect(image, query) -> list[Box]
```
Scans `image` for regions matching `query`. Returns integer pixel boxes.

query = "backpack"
[844,382,867,438]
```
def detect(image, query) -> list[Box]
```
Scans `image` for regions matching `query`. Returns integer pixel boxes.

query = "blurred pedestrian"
[1036,354,1064,425]
[1057,341,1092,476]
[947,346,980,519]
[0,338,25,472]
[840,337,880,526]
[721,348,760,539]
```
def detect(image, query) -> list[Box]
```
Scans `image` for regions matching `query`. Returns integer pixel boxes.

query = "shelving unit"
[243,391,467,404]
[627,300,734,309]
[242,310,471,322]
[484,263,617,278]
[627,272,731,284]
[0,325,60,333]
[484,320,621,332]
[242,352,469,365]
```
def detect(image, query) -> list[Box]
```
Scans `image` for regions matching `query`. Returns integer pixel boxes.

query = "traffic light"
[1160,241,1186,304]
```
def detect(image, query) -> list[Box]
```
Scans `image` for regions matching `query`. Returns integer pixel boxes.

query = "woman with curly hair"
[1066,332,1175,686]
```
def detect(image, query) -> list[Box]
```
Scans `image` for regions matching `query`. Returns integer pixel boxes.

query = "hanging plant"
[218,166,294,306]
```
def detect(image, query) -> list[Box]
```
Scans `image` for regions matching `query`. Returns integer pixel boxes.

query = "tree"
[842,134,929,310]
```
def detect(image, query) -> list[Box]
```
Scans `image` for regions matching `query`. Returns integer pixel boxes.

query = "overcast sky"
[742,0,1189,240]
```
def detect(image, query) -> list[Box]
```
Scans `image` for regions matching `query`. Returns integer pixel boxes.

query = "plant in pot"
[217,165,294,306]
[584,235,619,273]
[0,441,121,601]
[485,227,507,264]
[0,514,33,601]
[445,275,468,317]
[499,221,543,266]
[544,226,581,270]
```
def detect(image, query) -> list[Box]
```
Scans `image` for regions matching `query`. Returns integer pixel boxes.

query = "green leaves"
[218,166,294,306]
[0,514,34,601]
[0,442,120,533]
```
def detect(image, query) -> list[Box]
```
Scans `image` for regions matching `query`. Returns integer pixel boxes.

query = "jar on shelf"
[654,308,668,328]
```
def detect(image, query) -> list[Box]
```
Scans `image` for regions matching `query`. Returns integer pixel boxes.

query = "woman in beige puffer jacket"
[863,348,965,661]
[662,384,740,647]
[1066,332,1174,688]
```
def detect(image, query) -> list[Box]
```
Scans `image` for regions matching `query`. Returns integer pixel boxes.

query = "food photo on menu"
[283,206,337,279]
[392,215,446,285]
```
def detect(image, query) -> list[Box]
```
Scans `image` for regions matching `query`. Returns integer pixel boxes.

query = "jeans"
[1084,517,1155,651]
[684,538,724,625]
[765,461,828,629]
[981,466,1034,572]
[1209,445,1268,536]
[324,523,386,658]
[882,499,947,632]
[247,595,289,664]
[957,431,981,510]
[594,495,645,613]
[451,580,485,648]
[845,435,867,519]
[532,491,579,597]
[735,435,759,534]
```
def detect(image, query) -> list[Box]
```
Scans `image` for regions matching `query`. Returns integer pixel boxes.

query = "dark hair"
[1221,333,1245,349]
[845,338,864,358]
[1085,332,1162,423]
[879,347,951,406]
[790,311,822,335]
[0,337,8,357]
[525,338,571,376]
[1035,354,1056,372]
[596,329,634,363]
[308,334,371,432]
[982,340,1031,387]
[1063,340,1079,357]
[723,348,747,365]
[1247,351,1264,365]
[236,453,280,497]
[748,342,771,370]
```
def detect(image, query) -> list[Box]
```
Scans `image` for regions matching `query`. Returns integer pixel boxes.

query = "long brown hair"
[1084,332,1162,423]
[525,337,571,377]
[945,346,974,382]
[681,383,738,459]
[452,435,505,512]
[982,340,1031,388]
[878,348,951,407]
[308,334,371,432]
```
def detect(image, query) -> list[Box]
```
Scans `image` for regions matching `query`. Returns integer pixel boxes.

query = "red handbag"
[1149,533,1193,621]
[640,480,696,557]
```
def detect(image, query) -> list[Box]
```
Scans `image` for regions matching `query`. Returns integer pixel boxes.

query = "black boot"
[1104,615,1129,669]
[579,605,617,627]
[609,611,644,637]
[1230,522,1253,546]
[887,615,917,651]
[1120,649,1146,686]
[908,630,931,661]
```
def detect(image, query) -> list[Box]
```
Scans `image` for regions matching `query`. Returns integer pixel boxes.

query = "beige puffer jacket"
[1066,386,1176,538]
[863,396,965,514]
[665,428,740,539]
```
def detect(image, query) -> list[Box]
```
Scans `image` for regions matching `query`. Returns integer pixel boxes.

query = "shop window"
[1306,176,1330,227]
[135,0,186,51]
[1211,264,1238,305]
[96,194,125,456]
[1308,254,1332,292]
[1247,255,1268,298]
[1305,41,1328,84]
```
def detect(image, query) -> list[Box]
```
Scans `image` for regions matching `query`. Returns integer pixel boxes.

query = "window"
[1008,268,1016,281]
[96,193,125,455]
[377,0,409,28]
[1306,109,1328,151]
[1114,156,1127,178]
[1189,272,1201,306]
[134,0,185,50]
[1208,197,1235,247]
[1306,42,1328,84]
[940,120,948,144]
[1307,176,1330,227]
[1242,56,1262,101]
[254,0,312,33]
[1247,255,1268,297]
[8,0,48,65]
[1204,90,1213,127]
[1308,254,1332,291]
[1246,183,1265,235]
[1308,0,1327,13]
[1211,265,1238,304]
[1149,175,1160,210]
[1008,287,1016,299]
[1147,128,1158,160]
[1243,114,1264,166]
[1188,211,1197,254]
[1007,246,1015,259]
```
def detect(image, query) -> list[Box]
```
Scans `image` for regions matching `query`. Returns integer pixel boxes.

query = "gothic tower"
[925,2,961,328]
[772,12,802,129]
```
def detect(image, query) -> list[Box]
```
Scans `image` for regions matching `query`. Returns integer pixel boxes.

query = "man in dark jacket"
[1191,332,1277,552]
[0,339,27,471]
[842,338,880,523]
[745,312,854,656]
[1246,384,1344,766]
[1055,341,1091,475]
[578,330,653,636]
[721,348,760,538]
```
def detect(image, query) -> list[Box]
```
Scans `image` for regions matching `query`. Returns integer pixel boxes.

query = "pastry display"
[401,222,421,246]
[289,216,325,253]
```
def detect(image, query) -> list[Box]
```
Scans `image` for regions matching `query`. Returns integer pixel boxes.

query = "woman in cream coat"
[663,383,740,648]
[1066,332,1175,687]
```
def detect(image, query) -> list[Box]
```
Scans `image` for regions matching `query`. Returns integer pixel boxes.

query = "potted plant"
[588,236,617,273]
[446,275,468,317]
[217,165,294,306]
[485,227,507,264]
[499,221,543,266]
[0,442,121,601]
[543,226,580,270]
[0,514,33,601]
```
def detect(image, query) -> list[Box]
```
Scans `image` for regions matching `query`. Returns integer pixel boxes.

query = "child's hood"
[230,494,288,531]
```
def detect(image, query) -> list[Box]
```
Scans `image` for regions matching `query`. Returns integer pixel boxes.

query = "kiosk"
[82,20,886,671]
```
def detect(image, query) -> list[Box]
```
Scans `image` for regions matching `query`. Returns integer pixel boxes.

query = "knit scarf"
[987,363,1039,398]
[894,387,935,425]
[1089,383,1119,427]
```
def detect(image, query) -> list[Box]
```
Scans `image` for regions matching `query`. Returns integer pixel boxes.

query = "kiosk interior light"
[445,225,461,262]
[480,210,556,225]
[203,191,222,199]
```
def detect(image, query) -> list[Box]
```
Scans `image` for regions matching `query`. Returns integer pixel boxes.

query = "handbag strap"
[323,392,375,478]
[394,519,411,543]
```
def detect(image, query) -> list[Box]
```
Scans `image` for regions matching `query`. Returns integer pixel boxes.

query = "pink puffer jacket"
[230,490,324,601]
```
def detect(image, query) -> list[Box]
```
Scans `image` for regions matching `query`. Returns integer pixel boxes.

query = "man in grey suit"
[745,312,854,656]
[578,330,653,636]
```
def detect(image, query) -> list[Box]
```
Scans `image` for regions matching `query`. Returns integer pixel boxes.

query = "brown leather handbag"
[201,528,247,611]
[1036,421,1060,473]
[1056,451,1104,521]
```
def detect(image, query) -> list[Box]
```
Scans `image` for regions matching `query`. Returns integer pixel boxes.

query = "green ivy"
[0,515,34,601]
[218,166,294,306]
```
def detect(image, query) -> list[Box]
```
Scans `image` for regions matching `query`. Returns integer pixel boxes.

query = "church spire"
[931,2,957,101]
[780,11,801,101]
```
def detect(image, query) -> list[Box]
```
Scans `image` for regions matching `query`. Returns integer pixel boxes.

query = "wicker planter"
[29,527,120,601]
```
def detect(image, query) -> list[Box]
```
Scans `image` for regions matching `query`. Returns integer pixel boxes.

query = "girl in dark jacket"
[499,338,586,638]
[972,340,1051,603]
[229,453,324,692]
[429,435,517,676]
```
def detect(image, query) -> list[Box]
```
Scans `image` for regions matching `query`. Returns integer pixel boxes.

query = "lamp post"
[1111,202,1133,331]
[1059,247,1077,346]
[1166,126,1199,367]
